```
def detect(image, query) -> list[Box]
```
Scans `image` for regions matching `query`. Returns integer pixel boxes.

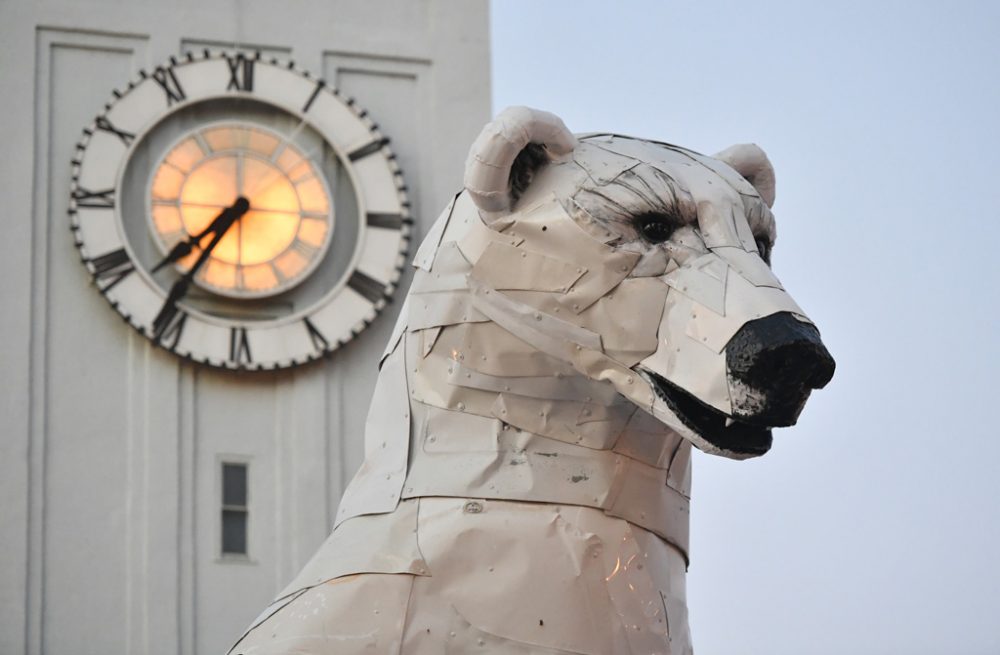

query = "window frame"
[216,454,254,563]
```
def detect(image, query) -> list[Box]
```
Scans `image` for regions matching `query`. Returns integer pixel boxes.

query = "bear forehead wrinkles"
[564,138,775,245]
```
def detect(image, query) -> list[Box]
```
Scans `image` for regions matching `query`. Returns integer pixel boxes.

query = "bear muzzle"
[725,312,835,428]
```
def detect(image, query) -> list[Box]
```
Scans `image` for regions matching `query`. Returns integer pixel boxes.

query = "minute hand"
[151,197,249,340]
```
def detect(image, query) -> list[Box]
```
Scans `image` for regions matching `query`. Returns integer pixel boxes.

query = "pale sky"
[491,2,1000,653]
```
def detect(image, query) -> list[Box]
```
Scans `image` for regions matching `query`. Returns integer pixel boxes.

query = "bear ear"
[713,143,776,208]
[464,106,577,221]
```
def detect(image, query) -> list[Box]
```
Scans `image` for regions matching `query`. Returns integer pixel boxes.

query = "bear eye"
[636,214,676,244]
[756,237,772,265]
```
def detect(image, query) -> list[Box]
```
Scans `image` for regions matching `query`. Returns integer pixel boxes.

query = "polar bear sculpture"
[229,107,835,655]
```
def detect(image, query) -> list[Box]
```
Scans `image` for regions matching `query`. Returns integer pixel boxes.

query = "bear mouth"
[642,370,773,456]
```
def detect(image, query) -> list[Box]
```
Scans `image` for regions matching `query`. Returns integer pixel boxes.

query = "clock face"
[70,51,411,370]
[148,121,334,299]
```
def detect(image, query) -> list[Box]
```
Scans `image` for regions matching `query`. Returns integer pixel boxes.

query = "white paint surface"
[0,2,489,653]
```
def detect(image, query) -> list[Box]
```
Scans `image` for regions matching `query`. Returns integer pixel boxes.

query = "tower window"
[221,462,248,556]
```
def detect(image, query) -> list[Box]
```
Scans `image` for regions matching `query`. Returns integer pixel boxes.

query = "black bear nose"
[726,312,835,426]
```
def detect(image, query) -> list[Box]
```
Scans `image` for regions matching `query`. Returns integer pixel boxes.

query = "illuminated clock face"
[69,51,411,370]
[149,122,334,298]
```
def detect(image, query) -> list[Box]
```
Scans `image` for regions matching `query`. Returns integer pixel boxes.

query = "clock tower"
[0,2,490,653]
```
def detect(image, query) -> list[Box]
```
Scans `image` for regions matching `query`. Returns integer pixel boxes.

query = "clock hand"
[151,197,250,340]
[151,197,253,273]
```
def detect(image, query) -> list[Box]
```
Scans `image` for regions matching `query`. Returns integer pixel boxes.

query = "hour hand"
[151,239,195,273]
[150,203,237,273]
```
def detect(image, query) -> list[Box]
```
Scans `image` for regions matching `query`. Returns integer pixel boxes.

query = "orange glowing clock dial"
[149,123,334,298]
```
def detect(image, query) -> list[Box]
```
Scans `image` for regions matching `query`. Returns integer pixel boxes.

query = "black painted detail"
[229,326,252,365]
[509,142,549,205]
[157,310,187,351]
[725,312,835,427]
[151,66,186,105]
[225,53,255,92]
[72,186,115,209]
[303,317,329,351]
[89,248,134,292]
[302,79,325,112]
[347,270,387,304]
[95,116,135,146]
[645,371,774,457]
[347,137,388,162]
[151,295,186,347]
[366,212,405,230]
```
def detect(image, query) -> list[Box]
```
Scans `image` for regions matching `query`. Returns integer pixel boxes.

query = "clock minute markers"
[73,55,408,369]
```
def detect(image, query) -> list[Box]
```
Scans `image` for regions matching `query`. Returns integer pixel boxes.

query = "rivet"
[478,638,486,646]
[457,402,466,411]
[449,631,456,638]
[626,376,634,384]
[429,436,437,442]
[464,501,484,514]
[534,313,542,321]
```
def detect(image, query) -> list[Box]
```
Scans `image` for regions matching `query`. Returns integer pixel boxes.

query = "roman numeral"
[347,137,388,162]
[302,79,324,113]
[366,212,408,230]
[225,53,255,92]
[95,116,135,146]
[151,66,186,105]
[347,270,387,304]
[72,186,115,208]
[88,248,134,292]
[229,327,252,365]
[151,302,187,350]
[303,317,329,351]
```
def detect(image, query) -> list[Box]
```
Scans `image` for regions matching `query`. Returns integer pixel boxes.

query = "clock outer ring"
[69,50,413,370]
